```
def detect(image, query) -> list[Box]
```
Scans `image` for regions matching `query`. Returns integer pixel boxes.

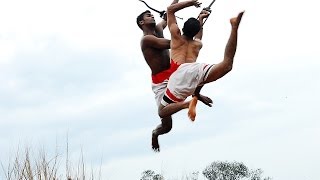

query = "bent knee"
[158,111,166,119]
[158,104,166,118]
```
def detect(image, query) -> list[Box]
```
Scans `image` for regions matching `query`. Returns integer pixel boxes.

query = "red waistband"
[152,61,180,84]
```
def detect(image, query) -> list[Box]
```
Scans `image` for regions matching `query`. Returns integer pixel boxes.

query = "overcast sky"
[0,0,319,179]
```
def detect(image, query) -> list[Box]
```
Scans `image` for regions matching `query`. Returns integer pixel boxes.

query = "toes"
[152,133,160,152]
[152,147,160,152]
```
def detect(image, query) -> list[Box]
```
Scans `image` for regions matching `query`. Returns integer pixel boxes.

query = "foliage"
[202,161,249,180]
[248,169,272,180]
[141,170,164,180]
[202,161,272,180]
[141,161,272,180]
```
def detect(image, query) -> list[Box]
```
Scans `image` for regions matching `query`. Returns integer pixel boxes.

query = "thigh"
[203,61,231,84]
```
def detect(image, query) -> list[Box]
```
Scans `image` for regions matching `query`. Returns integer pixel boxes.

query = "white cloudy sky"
[0,0,319,179]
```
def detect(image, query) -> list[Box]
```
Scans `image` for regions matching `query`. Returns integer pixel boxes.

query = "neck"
[143,26,156,36]
[182,34,193,40]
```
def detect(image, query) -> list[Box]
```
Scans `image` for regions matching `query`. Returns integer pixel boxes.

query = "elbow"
[225,65,233,74]
[167,5,175,14]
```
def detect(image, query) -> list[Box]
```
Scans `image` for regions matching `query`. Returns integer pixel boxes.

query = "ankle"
[183,101,190,109]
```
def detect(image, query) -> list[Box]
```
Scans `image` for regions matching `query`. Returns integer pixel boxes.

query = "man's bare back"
[170,36,203,64]
[167,1,208,65]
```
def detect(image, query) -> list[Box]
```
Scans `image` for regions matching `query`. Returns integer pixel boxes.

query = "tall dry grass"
[1,142,102,180]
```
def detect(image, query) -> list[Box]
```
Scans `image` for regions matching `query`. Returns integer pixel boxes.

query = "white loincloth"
[161,63,214,106]
[152,80,168,106]
[151,61,180,106]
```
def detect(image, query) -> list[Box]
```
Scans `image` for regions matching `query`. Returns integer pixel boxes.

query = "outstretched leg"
[204,11,245,83]
[152,116,173,152]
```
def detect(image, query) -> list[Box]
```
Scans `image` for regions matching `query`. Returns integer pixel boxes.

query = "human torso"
[141,29,170,75]
[171,36,202,65]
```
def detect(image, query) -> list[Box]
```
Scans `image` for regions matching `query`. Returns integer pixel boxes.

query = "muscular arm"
[156,0,179,30]
[167,0,201,39]
[194,10,210,40]
[141,35,170,49]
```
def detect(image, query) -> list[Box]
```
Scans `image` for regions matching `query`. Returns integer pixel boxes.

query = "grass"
[1,142,102,180]
[1,143,271,180]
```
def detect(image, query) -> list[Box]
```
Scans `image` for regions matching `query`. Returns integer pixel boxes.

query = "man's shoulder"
[191,38,203,47]
[141,35,155,47]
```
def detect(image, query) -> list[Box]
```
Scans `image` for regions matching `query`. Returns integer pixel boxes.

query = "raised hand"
[199,9,210,20]
[197,94,213,107]
[191,0,202,8]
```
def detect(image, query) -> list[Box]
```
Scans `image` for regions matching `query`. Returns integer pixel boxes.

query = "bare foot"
[188,96,198,121]
[152,130,160,152]
[230,11,245,28]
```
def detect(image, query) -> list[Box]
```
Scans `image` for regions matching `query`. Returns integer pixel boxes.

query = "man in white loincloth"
[158,0,245,119]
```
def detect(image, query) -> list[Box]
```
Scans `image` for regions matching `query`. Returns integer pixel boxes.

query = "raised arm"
[167,0,202,39]
[194,10,210,40]
[156,0,179,30]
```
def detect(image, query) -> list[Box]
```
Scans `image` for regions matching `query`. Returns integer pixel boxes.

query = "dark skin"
[158,0,245,118]
[138,7,212,152]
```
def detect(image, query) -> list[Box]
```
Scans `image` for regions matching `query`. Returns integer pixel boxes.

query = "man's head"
[137,10,156,30]
[182,17,201,38]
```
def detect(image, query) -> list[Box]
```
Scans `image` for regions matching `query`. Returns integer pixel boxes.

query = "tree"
[141,161,271,180]
[202,161,272,180]
[248,169,272,180]
[203,161,249,180]
[140,170,164,180]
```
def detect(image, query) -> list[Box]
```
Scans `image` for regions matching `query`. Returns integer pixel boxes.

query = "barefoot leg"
[151,117,172,152]
[203,11,244,84]
[230,11,245,29]
[152,130,160,152]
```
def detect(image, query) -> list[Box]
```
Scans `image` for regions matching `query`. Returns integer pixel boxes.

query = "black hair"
[182,17,201,38]
[136,10,151,29]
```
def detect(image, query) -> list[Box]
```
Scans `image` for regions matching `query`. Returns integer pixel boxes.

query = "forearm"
[159,0,179,28]
[195,10,210,39]
[167,0,196,14]
[157,20,167,30]
[170,0,179,5]
[194,26,203,40]
[194,85,203,96]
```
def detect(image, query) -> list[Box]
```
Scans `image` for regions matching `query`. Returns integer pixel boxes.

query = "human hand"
[191,0,202,8]
[199,9,210,20]
[196,94,213,107]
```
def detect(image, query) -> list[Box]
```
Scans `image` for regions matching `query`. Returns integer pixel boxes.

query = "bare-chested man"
[136,0,212,152]
[158,0,245,118]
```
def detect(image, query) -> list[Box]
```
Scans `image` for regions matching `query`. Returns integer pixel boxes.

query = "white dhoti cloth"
[151,61,180,106]
[152,80,168,107]
[161,63,214,106]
